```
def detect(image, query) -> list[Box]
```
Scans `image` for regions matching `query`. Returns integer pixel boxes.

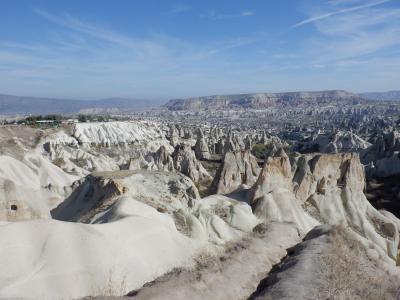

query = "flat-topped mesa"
[172,143,211,183]
[210,150,260,195]
[164,90,363,111]
[249,149,399,263]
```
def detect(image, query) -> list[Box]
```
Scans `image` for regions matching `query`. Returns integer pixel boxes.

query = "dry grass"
[52,157,65,168]
[314,227,400,300]
[91,269,127,297]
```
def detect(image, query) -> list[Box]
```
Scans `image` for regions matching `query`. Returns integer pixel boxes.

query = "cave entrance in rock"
[10,204,18,212]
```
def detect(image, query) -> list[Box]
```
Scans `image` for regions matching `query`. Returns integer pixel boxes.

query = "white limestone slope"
[0,121,171,222]
[0,205,198,299]
[73,121,169,150]
[0,154,78,221]
[43,121,173,176]
[0,168,262,299]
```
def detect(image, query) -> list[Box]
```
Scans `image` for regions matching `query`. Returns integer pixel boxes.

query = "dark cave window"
[10,204,18,211]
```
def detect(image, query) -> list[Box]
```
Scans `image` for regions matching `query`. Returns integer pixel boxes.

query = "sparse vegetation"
[314,227,400,300]
[52,157,65,168]
[251,143,271,160]
[91,269,127,297]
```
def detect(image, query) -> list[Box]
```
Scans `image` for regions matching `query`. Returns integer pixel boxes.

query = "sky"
[0,0,399,100]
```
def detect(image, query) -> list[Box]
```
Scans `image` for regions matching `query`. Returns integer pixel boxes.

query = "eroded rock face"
[296,130,371,153]
[172,143,211,183]
[249,149,318,234]
[127,146,174,172]
[52,170,199,223]
[169,124,180,147]
[211,150,260,194]
[362,130,400,177]
[248,149,399,263]
[194,129,211,160]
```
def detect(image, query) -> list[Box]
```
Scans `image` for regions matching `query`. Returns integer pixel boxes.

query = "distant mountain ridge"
[164,90,365,111]
[359,91,400,101]
[0,94,162,115]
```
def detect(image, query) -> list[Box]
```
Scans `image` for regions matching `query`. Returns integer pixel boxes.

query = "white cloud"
[169,5,191,15]
[293,0,391,27]
[201,10,255,20]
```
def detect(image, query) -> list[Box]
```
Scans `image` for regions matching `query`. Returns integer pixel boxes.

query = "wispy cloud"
[168,5,191,15]
[293,0,391,27]
[0,9,266,98]
[292,0,400,70]
[201,10,254,20]
[34,9,142,48]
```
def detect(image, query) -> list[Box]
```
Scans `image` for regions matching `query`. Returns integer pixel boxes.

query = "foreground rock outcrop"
[250,225,400,300]
[249,149,399,263]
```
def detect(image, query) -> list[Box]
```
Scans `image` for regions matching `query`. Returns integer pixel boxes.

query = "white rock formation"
[249,149,318,234]
[194,129,211,160]
[0,168,263,299]
[249,149,399,263]
[73,121,165,147]
[297,130,371,153]
[211,150,260,194]
[172,143,211,182]
[0,154,78,221]
[361,130,400,177]
[0,204,198,299]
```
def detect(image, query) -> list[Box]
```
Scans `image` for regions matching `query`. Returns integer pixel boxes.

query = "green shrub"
[251,144,270,160]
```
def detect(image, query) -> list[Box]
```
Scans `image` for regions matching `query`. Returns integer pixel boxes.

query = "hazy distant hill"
[0,94,162,115]
[359,91,400,101]
[164,90,365,111]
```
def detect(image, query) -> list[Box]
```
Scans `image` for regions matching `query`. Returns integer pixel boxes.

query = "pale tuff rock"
[194,129,211,160]
[124,141,214,182]
[215,138,225,154]
[42,122,172,175]
[0,185,272,300]
[131,223,301,300]
[249,149,399,262]
[258,131,287,147]
[0,178,52,221]
[211,150,260,194]
[224,133,237,153]
[183,128,193,139]
[169,124,180,147]
[152,145,174,170]
[52,170,200,223]
[73,121,165,147]
[362,130,400,177]
[297,130,371,153]
[0,205,199,300]
[172,143,211,182]
[244,135,253,150]
[249,149,318,234]
[52,169,259,245]
[126,146,174,172]
[249,225,400,300]
[0,154,78,221]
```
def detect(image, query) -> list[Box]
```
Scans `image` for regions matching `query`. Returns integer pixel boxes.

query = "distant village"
[0,114,129,127]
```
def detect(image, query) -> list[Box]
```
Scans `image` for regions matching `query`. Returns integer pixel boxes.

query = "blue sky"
[0,0,399,100]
